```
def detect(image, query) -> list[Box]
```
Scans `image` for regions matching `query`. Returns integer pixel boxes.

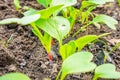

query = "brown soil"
[0,0,120,80]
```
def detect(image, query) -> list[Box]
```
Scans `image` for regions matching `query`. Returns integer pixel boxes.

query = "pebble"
[8,64,17,71]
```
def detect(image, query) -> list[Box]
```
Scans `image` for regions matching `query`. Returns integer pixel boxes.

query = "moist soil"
[0,0,120,80]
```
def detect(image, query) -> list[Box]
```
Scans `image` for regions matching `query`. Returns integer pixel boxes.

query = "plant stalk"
[72,22,92,37]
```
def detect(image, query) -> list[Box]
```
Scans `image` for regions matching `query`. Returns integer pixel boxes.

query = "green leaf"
[94,64,120,80]
[61,51,96,79]
[43,32,52,52]
[51,0,77,15]
[75,35,98,51]
[0,14,40,25]
[24,5,63,19]
[92,14,118,30]
[14,0,21,10]
[35,16,70,43]
[51,0,77,7]
[81,1,96,10]
[88,0,114,4]
[0,73,30,80]
[20,14,40,25]
[24,9,38,16]
[60,40,76,60]
[37,0,52,8]
[118,0,120,6]
[37,5,63,19]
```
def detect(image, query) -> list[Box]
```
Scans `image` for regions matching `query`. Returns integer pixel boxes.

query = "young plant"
[14,0,21,10]
[0,0,78,61]
[93,63,120,80]
[60,33,109,61]
[73,14,118,37]
[56,51,97,80]
[56,51,120,80]
[63,0,117,37]
[0,72,30,80]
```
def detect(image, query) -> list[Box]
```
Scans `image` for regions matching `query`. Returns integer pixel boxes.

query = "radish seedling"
[93,63,120,80]
[60,33,109,61]
[56,51,96,80]
[0,1,73,61]
[73,14,118,36]
[35,16,70,45]
[0,0,119,80]
[14,0,21,10]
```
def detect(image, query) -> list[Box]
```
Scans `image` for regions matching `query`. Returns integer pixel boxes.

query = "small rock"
[20,61,27,68]
[52,64,58,73]
[41,63,47,69]
[45,61,49,65]
[8,64,17,71]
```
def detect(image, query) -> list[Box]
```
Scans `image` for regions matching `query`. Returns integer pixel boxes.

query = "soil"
[0,0,120,80]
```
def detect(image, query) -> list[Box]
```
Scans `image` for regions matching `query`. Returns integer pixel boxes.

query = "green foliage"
[60,40,76,61]
[0,0,119,80]
[0,73,30,80]
[67,7,78,27]
[59,51,96,80]
[14,0,21,10]
[35,16,70,44]
[60,33,109,61]
[92,14,118,30]
[78,0,114,24]
[75,35,98,51]
[93,64,120,80]
[110,42,120,53]
[24,5,63,19]
[51,0,77,15]
[0,14,40,25]
[89,0,114,4]
[36,5,63,18]
[51,0,77,7]
[32,25,52,53]
[118,0,120,6]
[37,0,52,8]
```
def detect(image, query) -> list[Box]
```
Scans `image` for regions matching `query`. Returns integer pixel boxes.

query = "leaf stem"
[31,23,46,50]
[56,69,62,80]
[72,22,92,37]
[92,76,97,80]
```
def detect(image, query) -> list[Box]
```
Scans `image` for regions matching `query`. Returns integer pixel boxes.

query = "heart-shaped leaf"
[61,51,96,79]
[94,64,120,80]
[35,16,70,44]
[88,0,114,4]
[37,0,52,8]
[0,73,30,80]
[0,14,40,25]
[92,14,118,30]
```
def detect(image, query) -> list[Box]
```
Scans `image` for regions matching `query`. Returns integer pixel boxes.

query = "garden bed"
[0,0,120,80]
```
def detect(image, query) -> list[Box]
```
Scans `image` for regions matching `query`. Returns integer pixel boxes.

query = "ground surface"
[0,0,120,80]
